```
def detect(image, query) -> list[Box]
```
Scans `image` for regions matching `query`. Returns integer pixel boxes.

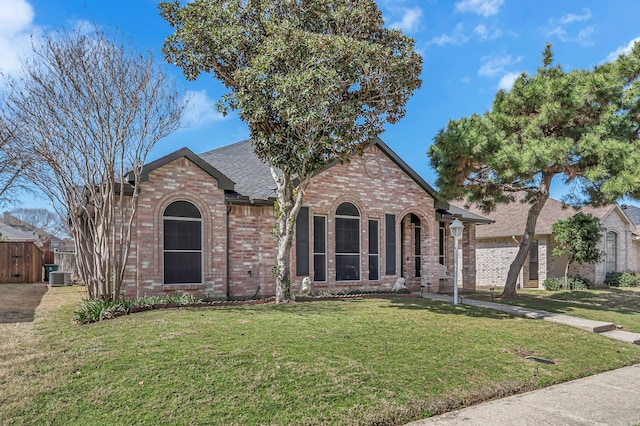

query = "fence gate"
[0,242,43,283]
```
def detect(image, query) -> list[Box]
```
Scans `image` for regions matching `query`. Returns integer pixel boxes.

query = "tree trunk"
[564,260,571,290]
[501,173,554,298]
[271,167,308,303]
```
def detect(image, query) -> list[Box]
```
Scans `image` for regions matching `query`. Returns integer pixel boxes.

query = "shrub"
[605,272,638,287]
[132,295,164,307]
[164,293,198,304]
[73,298,126,324]
[543,277,563,291]
[543,276,590,291]
[567,275,590,290]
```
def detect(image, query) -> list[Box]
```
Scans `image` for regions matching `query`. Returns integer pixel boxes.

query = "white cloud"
[455,0,504,17]
[473,24,503,41]
[389,7,423,33]
[182,90,226,128]
[605,36,640,62]
[478,54,524,77]
[559,8,591,25]
[545,8,594,45]
[498,72,520,91]
[428,23,469,46]
[0,0,35,74]
[461,76,471,84]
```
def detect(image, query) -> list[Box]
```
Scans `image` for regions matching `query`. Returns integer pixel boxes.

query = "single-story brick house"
[120,138,491,299]
[460,196,640,289]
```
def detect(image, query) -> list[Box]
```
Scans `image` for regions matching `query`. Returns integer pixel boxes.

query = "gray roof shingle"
[199,140,277,201]
[0,222,37,241]
[622,205,640,227]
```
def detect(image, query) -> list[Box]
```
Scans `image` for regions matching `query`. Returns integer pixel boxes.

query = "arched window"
[163,201,202,284]
[605,231,618,274]
[335,202,360,281]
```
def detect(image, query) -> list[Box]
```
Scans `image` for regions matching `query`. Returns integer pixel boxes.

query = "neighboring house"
[0,212,73,264]
[461,195,640,289]
[0,222,42,283]
[120,138,490,299]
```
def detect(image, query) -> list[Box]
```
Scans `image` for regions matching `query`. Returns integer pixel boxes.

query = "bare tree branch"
[2,25,184,300]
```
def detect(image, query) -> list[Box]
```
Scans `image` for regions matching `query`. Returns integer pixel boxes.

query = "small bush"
[605,272,638,287]
[543,277,563,291]
[132,295,164,307]
[567,275,590,290]
[165,293,198,304]
[73,298,126,324]
[543,276,590,291]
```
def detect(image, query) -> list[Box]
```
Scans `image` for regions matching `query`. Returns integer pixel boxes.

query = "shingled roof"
[199,140,277,201]
[622,205,640,227]
[458,194,624,239]
[0,222,36,242]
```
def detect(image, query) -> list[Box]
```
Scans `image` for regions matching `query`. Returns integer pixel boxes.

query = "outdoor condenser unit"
[49,271,72,286]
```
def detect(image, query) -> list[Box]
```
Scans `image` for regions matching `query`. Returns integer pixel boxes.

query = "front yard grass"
[1,285,639,425]
[471,287,640,333]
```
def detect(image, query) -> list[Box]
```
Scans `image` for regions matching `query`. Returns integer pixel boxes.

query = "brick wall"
[290,145,444,294]
[123,146,480,298]
[123,157,228,298]
[476,237,525,288]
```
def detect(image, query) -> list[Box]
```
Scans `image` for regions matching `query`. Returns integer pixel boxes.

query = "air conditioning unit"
[49,271,72,286]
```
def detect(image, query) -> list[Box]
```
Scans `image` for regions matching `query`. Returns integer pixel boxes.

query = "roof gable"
[371,138,448,210]
[137,147,235,190]
[199,138,449,210]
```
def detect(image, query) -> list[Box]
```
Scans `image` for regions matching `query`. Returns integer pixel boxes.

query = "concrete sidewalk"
[406,363,640,425]
[407,293,640,425]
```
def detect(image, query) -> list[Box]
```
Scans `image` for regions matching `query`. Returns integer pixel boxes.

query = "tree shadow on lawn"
[509,289,639,316]
[0,283,48,324]
[382,297,515,320]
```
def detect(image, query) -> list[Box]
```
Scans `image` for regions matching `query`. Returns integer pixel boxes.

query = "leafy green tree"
[551,212,603,288]
[160,0,422,302]
[429,43,640,298]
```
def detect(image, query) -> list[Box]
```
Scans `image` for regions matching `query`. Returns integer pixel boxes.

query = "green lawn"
[471,287,640,333]
[2,286,639,426]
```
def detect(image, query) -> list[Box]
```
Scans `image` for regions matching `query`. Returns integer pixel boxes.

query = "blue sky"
[2,0,640,207]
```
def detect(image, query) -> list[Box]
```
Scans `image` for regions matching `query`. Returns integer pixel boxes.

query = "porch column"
[462,223,477,292]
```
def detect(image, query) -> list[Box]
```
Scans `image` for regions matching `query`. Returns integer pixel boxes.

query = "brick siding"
[122,146,479,298]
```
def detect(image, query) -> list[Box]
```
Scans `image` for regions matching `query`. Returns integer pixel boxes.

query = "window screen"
[163,201,202,284]
[336,203,360,281]
[313,216,327,282]
[296,207,309,276]
[385,214,396,275]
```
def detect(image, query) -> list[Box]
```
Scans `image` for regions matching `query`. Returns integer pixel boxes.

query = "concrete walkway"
[406,293,640,425]
[406,364,640,426]
[421,292,640,344]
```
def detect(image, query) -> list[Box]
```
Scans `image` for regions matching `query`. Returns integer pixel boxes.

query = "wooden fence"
[0,242,43,283]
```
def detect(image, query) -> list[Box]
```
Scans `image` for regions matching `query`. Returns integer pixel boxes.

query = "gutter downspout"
[226,201,232,301]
